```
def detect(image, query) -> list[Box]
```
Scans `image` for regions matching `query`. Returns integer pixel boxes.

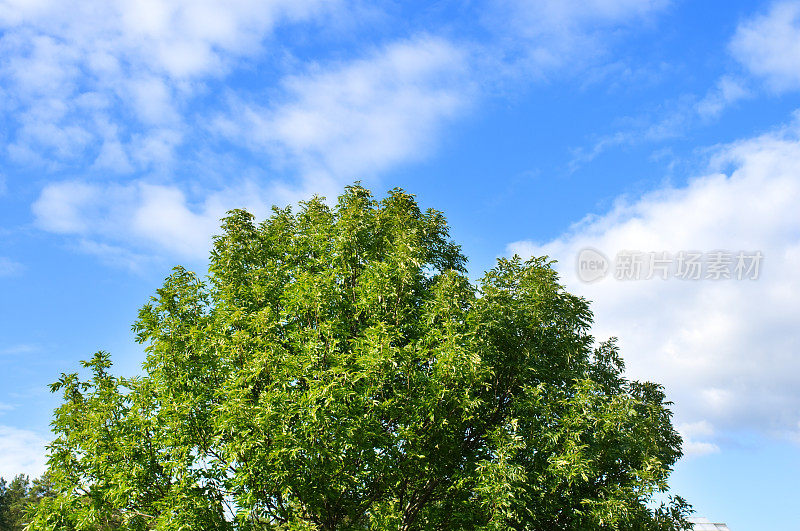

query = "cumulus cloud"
[215,36,473,182]
[731,1,800,92]
[0,0,678,174]
[677,421,721,457]
[508,113,800,450]
[0,425,47,480]
[0,0,339,80]
[32,179,277,262]
[0,0,340,168]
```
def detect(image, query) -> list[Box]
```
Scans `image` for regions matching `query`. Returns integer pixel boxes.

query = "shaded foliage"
[0,474,54,530]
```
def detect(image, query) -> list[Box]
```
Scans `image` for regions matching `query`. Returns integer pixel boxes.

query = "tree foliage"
[29,185,691,529]
[0,474,54,529]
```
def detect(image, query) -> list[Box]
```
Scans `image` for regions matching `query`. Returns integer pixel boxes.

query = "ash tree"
[30,185,691,530]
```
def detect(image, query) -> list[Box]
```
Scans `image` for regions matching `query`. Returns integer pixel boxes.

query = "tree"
[0,475,27,530]
[29,184,691,529]
[0,474,54,530]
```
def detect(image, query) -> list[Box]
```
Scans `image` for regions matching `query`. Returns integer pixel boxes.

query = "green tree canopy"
[30,185,691,530]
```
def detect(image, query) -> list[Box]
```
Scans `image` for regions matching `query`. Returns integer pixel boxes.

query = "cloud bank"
[509,115,800,454]
[0,0,340,169]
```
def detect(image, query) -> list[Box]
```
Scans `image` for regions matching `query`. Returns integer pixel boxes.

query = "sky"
[1,0,799,527]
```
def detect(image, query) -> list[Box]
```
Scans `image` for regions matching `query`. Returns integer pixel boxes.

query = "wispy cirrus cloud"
[485,0,670,76]
[568,73,752,171]
[566,0,800,169]
[0,344,40,356]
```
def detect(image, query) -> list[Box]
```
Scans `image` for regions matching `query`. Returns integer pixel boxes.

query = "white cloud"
[677,421,720,457]
[131,184,224,257]
[92,133,135,174]
[129,76,181,126]
[696,76,751,119]
[567,6,787,168]
[0,0,340,169]
[486,0,669,74]
[0,0,338,80]
[503,0,668,34]
[19,0,679,267]
[508,113,800,448]
[0,0,675,174]
[29,33,474,264]
[569,76,750,171]
[128,128,184,172]
[215,36,473,182]
[33,179,277,261]
[0,344,40,356]
[731,1,800,92]
[0,257,23,277]
[32,181,104,234]
[0,425,47,480]
[75,240,154,272]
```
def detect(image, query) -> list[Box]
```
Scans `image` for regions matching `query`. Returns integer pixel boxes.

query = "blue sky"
[2,0,800,527]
